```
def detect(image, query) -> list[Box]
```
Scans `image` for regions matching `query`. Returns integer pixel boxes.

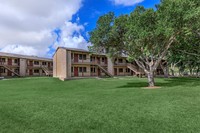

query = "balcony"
[0,61,20,67]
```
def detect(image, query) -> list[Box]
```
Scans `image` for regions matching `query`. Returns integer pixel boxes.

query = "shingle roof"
[0,52,52,61]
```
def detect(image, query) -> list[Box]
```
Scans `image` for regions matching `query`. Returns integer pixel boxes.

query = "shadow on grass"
[117,77,200,88]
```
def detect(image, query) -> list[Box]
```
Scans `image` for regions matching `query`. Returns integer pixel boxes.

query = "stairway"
[127,63,145,77]
[41,66,53,76]
[96,64,113,77]
[0,63,21,77]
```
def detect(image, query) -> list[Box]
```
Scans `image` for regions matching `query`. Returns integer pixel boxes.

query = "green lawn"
[0,77,200,133]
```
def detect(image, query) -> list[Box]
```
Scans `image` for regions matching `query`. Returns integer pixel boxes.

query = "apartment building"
[53,47,164,80]
[0,52,53,77]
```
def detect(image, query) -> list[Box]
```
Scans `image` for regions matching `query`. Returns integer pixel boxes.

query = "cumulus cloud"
[0,0,85,57]
[110,0,144,6]
[53,22,91,50]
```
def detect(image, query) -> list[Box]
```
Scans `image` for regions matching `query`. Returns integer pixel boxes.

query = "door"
[114,68,117,76]
[105,58,107,65]
[98,68,101,76]
[74,67,78,77]
[30,61,33,66]
[8,58,12,65]
[97,57,100,64]
[7,71,12,76]
[74,54,78,63]
[29,69,33,76]
[48,62,51,67]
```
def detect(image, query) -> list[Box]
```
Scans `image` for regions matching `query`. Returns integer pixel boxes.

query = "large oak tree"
[89,0,199,87]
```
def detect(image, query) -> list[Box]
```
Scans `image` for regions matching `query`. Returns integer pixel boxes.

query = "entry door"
[29,69,33,76]
[97,57,100,64]
[30,61,33,66]
[74,67,78,76]
[8,71,12,76]
[48,62,51,67]
[105,58,107,64]
[98,68,101,76]
[8,58,12,65]
[74,54,78,63]
[114,68,117,76]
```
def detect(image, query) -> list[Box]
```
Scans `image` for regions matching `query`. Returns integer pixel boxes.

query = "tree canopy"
[89,0,200,87]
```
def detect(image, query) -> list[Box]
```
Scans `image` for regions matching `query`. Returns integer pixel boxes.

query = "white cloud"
[110,0,144,6]
[53,22,91,50]
[0,0,83,57]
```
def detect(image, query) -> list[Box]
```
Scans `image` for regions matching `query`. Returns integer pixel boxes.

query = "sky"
[0,0,160,57]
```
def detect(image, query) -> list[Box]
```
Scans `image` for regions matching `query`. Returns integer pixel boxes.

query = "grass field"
[0,77,200,133]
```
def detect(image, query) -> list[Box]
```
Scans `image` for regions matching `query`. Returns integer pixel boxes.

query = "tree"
[89,0,199,87]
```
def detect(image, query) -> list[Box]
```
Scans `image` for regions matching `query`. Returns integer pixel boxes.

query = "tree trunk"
[160,63,169,78]
[170,69,174,76]
[147,71,155,87]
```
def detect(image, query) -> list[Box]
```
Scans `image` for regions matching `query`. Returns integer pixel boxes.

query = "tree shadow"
[117,78,200,88]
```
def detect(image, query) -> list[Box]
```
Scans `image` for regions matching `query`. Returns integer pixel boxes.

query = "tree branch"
[176,50,200,57]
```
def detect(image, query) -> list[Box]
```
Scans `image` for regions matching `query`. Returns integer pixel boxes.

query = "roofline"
[0,52,52,61]
[52,47,91,57]
[52,47,128,58]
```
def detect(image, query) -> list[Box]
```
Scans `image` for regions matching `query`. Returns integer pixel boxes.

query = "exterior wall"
[114,67,132,76]
[71,65,91,77]
[20,59,26,76]
[0,55,53,77]
[53,52,57,77]
[107,57,114,75]
[66,51,71,78]
[53,48,67,80]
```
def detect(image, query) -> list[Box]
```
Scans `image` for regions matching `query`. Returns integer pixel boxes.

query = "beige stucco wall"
[107,57,114,75]
[53,48,67,79]
[66,50,72,78]
[20,59,27,76]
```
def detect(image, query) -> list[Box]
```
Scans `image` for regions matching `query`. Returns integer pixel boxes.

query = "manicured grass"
[0,77,200,133]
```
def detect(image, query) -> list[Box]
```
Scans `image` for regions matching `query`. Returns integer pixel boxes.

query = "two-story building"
[53,47,153,80]
[0,52,53,77]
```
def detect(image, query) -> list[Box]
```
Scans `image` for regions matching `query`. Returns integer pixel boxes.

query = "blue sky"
[0,0,160,57]
[72,0,160,42]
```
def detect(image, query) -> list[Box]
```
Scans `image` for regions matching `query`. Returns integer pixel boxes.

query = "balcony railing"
[0,61,20,66]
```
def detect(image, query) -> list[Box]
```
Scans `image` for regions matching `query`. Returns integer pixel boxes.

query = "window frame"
[34,61,39,65]
[119,68,123,73]
[34,69,39,73]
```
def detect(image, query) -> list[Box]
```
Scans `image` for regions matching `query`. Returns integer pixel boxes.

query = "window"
[91,68,96,73]
[90,57,95,62]
[71,67,74,72]
[126,68,130,73]
[14,59,19,64]
[34,61,39,65]
[0,68,5,73]
[79,67,87,72]
[79,54,82,60]
[83,55,86,60]
[102,57,105,62]
[0,58,5,62]
[14,69,19,73]
[118,59,123,63]
[79,54,86,60]
[79,67,82,72]
[119,68,123,73]
[42,62,46,65]
[83,67,87,72]
[34,69,39,73]
[71,53,74,59]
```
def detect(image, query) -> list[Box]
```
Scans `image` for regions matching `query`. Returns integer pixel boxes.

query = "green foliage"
[89,0,199,64]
